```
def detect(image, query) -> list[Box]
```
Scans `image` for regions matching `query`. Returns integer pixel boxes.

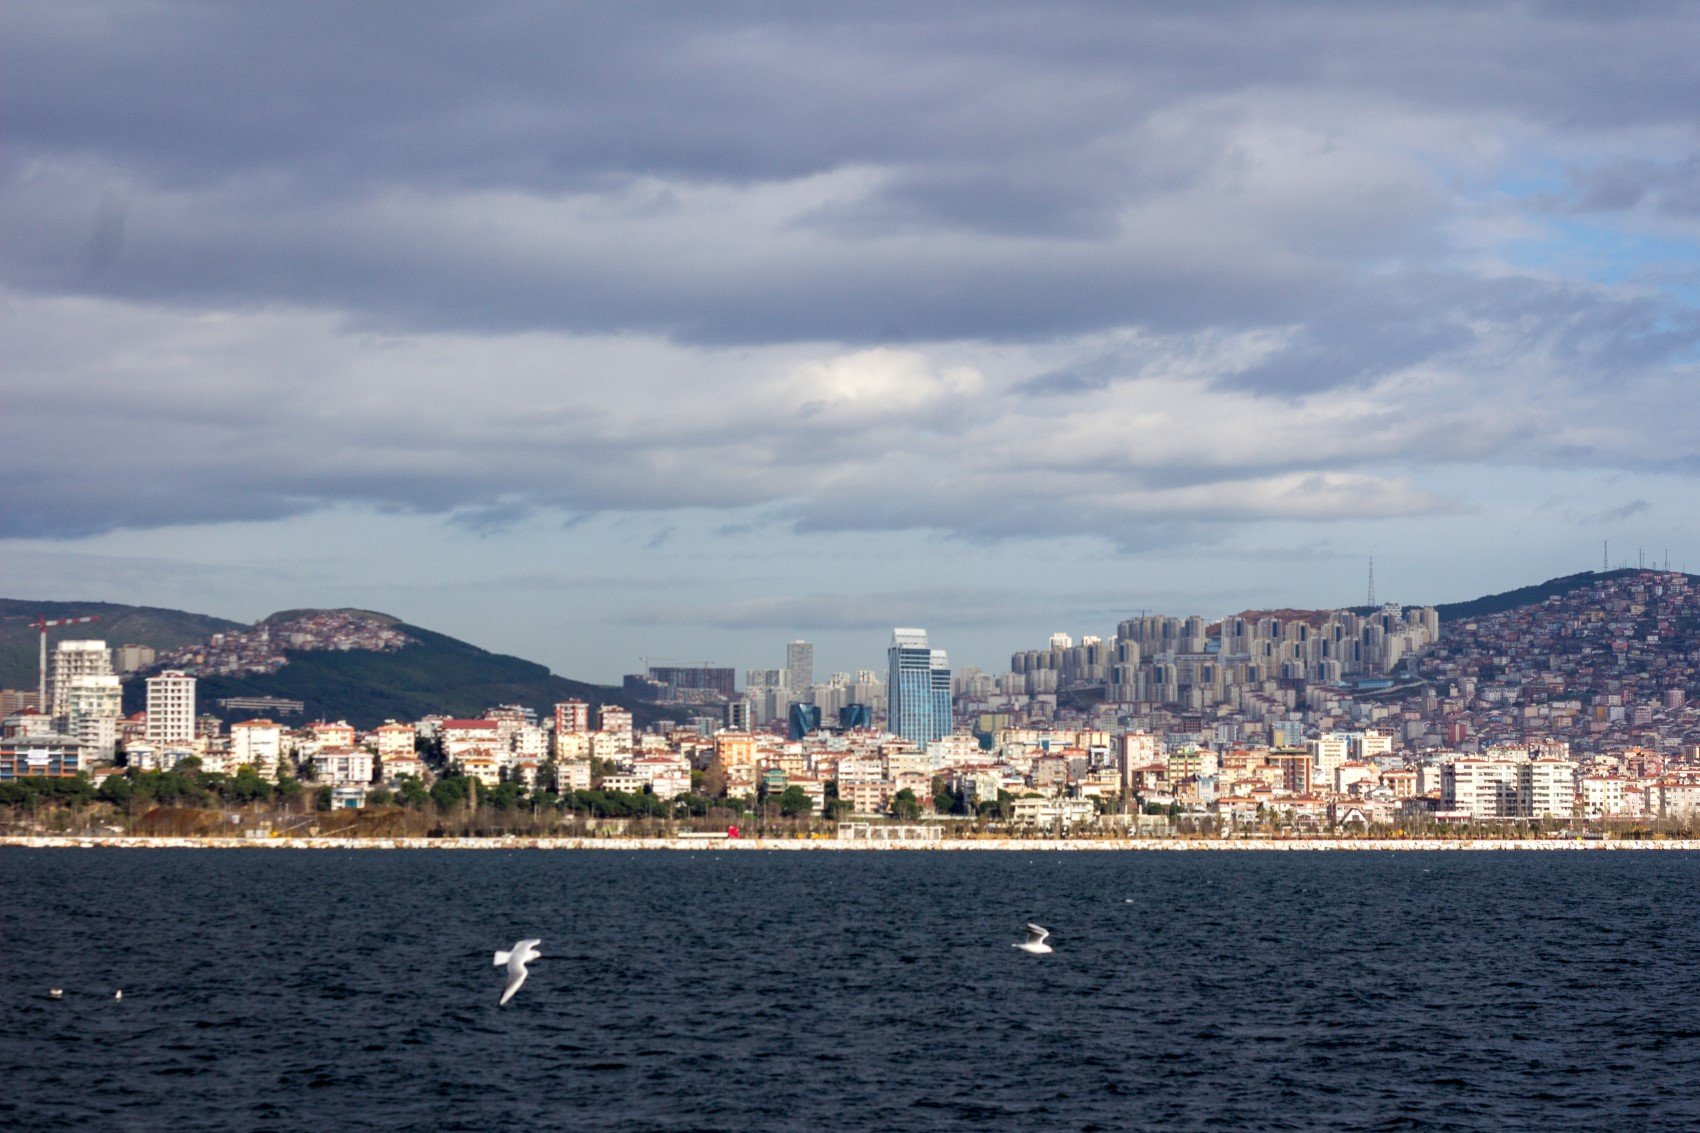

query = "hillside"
[1431,569,1700,622]
[0,599,246,690]
[115,618,666,731]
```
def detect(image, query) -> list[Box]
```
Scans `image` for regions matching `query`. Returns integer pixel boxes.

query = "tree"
[777,785,814,818]
[230,766,271,804]
[700,758,728,799]
[824,798,854,821]
[97,774,135,806]
[891,788,922,821]
[430,775,471,810]
[396,775,429,807]
[313,786,334,812]
[275,775,304,807]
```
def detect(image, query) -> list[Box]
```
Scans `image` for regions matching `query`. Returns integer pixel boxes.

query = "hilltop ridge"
[0,600,661,730]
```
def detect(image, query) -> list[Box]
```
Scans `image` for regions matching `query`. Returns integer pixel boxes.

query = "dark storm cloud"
[3,2,1698,543]
[5,1,1697,345]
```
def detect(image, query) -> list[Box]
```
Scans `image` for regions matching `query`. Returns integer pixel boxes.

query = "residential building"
[51,640,112,721]
[554,700,591,734]
[145,671,196,745]
[229,719,285,779]
[313,747,374,786]
[0,732,83,780]
[373,722,416,761]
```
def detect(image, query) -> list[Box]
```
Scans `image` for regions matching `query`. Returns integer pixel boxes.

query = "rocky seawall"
[5,835,1700,851]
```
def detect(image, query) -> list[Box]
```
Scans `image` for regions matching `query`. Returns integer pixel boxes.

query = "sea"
[3,848,1699,1132]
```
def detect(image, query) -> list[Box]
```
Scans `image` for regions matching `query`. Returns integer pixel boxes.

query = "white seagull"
[1014,923,1053,955]
[494,938,542,1006]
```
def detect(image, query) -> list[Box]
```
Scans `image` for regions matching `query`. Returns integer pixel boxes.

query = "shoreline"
[6,835,1700,851]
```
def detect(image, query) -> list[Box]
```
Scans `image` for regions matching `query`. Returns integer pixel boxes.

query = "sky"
[4,1,1699,683]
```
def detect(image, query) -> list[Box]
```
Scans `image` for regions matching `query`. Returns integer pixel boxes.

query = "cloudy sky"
[4,1,1698,681]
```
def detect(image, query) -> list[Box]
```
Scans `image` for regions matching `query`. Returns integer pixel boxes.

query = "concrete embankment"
[4,835,1700,851]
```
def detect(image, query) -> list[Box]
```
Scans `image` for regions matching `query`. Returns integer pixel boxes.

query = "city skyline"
[4,2,1697,683]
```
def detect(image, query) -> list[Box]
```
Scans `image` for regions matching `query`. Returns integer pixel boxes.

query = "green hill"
[0,599,246,690]
[114,618,665,731]
[3,598,670,730]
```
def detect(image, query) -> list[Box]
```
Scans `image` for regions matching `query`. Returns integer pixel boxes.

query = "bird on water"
[494,938,542,1005]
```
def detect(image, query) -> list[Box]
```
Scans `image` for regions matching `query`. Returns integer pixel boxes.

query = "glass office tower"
[886,628,952,746]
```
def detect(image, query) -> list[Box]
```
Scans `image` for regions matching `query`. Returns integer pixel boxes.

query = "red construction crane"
[33,615,100,709]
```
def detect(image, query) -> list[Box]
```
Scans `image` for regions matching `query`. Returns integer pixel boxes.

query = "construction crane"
[33,615,100,710]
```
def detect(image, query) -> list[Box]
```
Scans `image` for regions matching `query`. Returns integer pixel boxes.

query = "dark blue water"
[3,849,1699,1132]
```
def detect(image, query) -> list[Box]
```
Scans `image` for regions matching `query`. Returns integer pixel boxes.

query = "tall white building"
[62,673,122,761]
[145,670,197,745]
[51,640,112,721]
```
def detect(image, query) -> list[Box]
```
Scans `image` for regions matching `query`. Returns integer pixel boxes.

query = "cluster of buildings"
[0,638,197,781]
[4,572,1699,830]
[1405,571,1700,754]
[150,610,411,679]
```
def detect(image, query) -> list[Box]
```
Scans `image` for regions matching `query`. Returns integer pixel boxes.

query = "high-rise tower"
[145,670,197,745]
[785,640,814,698]
[50,640,112,722]
[886,628,952,747]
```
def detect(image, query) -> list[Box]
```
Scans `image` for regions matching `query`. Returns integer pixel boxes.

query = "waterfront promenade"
[7,835,1700,851]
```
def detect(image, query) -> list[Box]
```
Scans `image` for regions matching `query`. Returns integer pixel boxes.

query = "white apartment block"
[1355,731,1394,761]
[1524,759,1578,819]
[1309,735,1351,781]
[61,674,121,760]
[382,754,425,783]
[1443,758,1576,819]
[145,671,197,745]
[229,719,285,779]
[1660,782,1700,820]
[926,733,981,768]
[1581,775,1627,817]
[1442,759,1521,818]
[590,730,633,760]
[51,640,112,720]
[554,759,592,793]
[313,747,374,786]
[512,724,549,760]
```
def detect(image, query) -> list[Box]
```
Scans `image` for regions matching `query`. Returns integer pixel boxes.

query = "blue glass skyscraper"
[886,628,952,747]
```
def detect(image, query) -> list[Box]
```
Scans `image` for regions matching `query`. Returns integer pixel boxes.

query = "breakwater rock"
[5,835,1700,851]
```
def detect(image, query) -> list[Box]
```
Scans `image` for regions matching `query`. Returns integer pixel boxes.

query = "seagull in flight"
[494,938,542,1006]
[1014,923,1053,955]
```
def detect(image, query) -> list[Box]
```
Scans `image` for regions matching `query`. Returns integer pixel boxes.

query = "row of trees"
[0,766,300,810]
